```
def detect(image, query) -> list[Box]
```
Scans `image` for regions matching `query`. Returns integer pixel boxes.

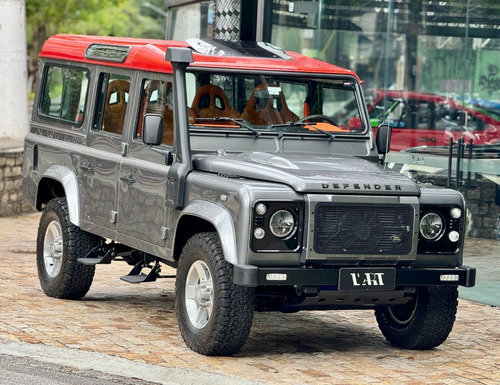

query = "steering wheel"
[297,114,338,126]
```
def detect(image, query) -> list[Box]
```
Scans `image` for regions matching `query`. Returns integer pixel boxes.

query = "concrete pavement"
[0,212,499,385]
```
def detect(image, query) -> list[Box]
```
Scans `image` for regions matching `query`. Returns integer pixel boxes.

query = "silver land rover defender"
[22,35,476,355]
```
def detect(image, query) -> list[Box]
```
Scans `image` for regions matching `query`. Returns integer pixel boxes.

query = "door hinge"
[110,211,118,224]
[161,226,169,240]
[121,142,128,156]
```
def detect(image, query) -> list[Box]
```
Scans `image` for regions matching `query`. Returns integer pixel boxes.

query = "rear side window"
[39,65,89,125]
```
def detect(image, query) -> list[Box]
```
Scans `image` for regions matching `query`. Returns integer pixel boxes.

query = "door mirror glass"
[376,124,392,155]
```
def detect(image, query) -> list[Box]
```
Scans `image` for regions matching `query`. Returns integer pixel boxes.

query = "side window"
[136,78,174,146]
[93,73,130,135]
[39,65,89,125]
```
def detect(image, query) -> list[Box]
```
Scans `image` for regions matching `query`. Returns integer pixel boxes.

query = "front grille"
[314,204,413,255]
[321,257,399,266]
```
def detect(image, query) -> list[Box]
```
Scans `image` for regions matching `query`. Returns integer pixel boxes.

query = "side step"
[120,262,160,284]
[78,246,115,265]
[120,260,175,284]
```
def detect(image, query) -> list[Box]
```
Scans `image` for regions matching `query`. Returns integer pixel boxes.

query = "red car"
[367,90,500,151]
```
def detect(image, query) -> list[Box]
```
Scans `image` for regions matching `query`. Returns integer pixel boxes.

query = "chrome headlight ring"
[420,212,444,241]
[269,209,295,238]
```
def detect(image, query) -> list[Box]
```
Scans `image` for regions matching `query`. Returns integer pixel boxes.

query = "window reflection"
[270,0,500,241]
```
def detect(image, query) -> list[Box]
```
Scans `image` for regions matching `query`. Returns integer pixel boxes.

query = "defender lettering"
[328,183,402,191]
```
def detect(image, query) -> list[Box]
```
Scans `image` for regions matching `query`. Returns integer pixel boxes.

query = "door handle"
[120,176,135,185]
[79,165,94,174]
[418,137,436,142]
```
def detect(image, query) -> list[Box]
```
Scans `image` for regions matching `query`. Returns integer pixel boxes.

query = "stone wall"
[461,177,500,239]
[0,147,34,217]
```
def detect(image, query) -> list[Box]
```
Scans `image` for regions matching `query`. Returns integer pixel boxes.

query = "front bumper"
[233,264,476,288]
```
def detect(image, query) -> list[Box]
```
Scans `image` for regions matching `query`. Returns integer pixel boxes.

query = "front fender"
[40,165,81,227]
[177,200,237,265]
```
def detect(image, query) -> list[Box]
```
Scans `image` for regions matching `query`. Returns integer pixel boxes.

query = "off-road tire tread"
[37,197,97,299]
[176,232,255,356]
[375,286,458,350]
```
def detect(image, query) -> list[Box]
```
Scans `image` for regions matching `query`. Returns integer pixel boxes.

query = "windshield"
[185,71,367,136]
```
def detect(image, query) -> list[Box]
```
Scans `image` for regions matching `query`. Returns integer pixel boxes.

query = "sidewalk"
[0,212,499,385]
[0,137,24,151]
[460,237,500,307]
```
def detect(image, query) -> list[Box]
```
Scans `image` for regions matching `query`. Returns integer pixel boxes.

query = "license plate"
[339,268,396,291]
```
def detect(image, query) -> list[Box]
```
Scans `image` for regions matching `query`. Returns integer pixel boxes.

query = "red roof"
[40,34,359,78]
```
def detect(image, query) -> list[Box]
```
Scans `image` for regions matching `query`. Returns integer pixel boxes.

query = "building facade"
[165,0,499,240]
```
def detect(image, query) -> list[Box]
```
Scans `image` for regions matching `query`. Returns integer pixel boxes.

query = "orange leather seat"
[191,84,241,119]
[242,83,299,125]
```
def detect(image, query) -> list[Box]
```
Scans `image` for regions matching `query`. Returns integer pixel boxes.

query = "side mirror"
[376,124,392,155]
[142,113,173,165]
[142,114,163,146]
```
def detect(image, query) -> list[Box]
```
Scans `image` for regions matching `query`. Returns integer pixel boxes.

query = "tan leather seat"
[142,80,174,145]
[137,81,196,144]
[191,84,241,119]
[102,79,130,134]
[242,83,299,125]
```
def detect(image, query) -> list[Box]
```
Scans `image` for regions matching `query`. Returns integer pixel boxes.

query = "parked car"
[367,90,500,151]
[22,35,475,355]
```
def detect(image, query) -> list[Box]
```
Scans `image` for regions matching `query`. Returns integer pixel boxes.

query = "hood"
[192,151,420,196]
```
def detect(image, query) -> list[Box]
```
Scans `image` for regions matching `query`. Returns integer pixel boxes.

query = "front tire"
[375,286,458,349]
[175,232,255,355]
[37,198,98,299]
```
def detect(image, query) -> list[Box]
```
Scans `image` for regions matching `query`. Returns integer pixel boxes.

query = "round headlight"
[269,210,295,238]
[420,212,444,240]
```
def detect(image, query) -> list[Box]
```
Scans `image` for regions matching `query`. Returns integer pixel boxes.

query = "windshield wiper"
[195,117,261,137]
[271,121,336,140]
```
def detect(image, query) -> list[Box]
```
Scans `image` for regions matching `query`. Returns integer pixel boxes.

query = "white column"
[0,0,28,139]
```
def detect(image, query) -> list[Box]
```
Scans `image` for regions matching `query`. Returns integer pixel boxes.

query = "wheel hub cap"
[43,220,64,278]
[185,260,213,329]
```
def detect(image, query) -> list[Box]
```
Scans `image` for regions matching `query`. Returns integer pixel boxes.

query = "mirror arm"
[149,145,174,166]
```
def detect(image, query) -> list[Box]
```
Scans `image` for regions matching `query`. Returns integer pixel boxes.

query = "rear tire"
[37,198,98,299]
[375,286,458,349]
[175,232,255,355]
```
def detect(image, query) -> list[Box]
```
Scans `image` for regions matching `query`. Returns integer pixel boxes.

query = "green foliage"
[25,0,167,86]
[67,0,166,39]
[26,0,165,45]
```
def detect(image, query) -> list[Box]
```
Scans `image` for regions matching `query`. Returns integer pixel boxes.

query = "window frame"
[134,75,175,148]
[37,63,90,127]
[92,72,132,136]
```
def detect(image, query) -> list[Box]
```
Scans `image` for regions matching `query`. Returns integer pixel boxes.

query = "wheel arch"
[36,165,81,227]
[173,200,238,265]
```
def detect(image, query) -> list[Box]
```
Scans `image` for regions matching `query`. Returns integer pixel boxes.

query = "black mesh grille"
[314,204,413,255]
